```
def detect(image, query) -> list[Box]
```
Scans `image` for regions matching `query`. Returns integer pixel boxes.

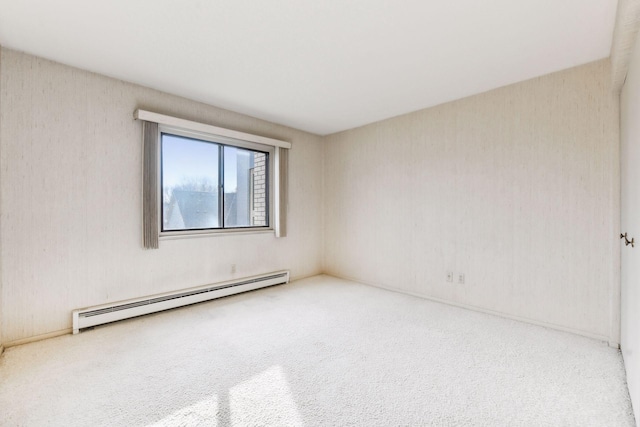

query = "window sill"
[159,228,274,240]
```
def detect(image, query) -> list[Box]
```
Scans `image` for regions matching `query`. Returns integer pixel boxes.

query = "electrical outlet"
[458,273,465,284]
[446,271,453,282]
[231,264,236,274]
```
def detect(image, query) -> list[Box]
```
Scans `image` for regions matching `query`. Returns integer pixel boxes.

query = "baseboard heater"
[72,270,290,334]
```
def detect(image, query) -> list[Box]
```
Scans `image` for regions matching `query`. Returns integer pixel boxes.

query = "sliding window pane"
[162,134,219,230]
[224,147,268,227]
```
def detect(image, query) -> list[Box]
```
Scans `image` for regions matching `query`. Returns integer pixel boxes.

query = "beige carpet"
[0,275,634,426]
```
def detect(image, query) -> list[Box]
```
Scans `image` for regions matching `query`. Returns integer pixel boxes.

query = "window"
[160,130,271,232]
[136,109,289,249]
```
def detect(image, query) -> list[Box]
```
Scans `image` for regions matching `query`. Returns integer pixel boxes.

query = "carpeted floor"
[0,275,634,426]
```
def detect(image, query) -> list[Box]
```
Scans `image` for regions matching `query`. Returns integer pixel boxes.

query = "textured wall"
[0,48,621,346]
[0,48,324,344]
[324,59,619,341]
[621,28,640,421]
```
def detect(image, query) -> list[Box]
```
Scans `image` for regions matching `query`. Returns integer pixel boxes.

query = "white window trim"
[135,110,290,246]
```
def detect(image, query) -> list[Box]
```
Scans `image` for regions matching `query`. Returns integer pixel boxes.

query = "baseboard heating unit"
[72,270,290,334]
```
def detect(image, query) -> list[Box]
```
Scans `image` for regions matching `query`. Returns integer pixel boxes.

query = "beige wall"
[621,29,640,420]
[0,48,324,344]
[324,59,619,342]
[0,48,621,346]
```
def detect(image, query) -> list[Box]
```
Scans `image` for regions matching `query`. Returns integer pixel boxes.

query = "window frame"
[157,125,275,238]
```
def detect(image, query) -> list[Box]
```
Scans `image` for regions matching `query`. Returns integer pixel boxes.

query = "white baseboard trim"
[1,272,617,349]
[325,272,613,344]
[3,328,72,348]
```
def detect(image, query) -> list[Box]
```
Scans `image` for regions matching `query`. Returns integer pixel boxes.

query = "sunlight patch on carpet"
[149,395,219,426]
[230,365,303,426]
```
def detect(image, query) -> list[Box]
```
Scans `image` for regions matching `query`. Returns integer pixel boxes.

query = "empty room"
[1,0,640,425]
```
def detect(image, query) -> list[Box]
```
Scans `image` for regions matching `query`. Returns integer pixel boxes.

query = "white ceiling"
[0,0,619,135]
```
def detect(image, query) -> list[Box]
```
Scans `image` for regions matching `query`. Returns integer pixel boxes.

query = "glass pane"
[162,134,219,230]
[223,147,268,227]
